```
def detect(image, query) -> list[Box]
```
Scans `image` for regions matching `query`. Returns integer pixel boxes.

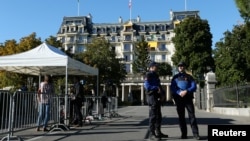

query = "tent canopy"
[0,42,98,76]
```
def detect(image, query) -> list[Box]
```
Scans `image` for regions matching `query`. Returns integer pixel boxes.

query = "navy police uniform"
[71,78,84,126]
[144,62,167,140]
[170,63,199,139]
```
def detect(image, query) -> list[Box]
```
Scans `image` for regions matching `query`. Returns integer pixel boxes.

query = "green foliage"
[75,37,127,88]
[157,62,172,76]
[0,33,42,89]
[172,17,214,78]
[132,36,151,75]
[45,36,62,47]
[234,0,250,22]
[214,24,250,85]
[0,40,18,55]
[18,32,42,52]
[0,72,23,90]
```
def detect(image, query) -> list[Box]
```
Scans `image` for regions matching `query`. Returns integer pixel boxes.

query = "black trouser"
[73,98,83,124]
[173,94,199,136]
[149,104,162,135]
[70,100,75,120]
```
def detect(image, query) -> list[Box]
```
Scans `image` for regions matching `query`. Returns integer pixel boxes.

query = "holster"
[147,90,161,106]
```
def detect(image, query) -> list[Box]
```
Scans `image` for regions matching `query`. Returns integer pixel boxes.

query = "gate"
[194,84,207,110]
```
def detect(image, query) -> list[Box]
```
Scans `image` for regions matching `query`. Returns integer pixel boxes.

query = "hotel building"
[56,10,200,104]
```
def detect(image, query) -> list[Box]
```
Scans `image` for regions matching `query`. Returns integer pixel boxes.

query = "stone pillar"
[129,85,132,94]
[122,84,125,102]
[141,84,144,105]
[205,71,217,112]
[166,84,172,101]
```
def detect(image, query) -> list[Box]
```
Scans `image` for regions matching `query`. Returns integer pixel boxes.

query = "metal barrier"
[0,91,119,141]
[0,91,63,141]
[0,90,22,141]
[194,86,207,110]
[83,96,120,120]
[213,85,250,107]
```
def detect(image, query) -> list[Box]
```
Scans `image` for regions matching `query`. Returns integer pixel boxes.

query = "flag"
[129,0,132,9]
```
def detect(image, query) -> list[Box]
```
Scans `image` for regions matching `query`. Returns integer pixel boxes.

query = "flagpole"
[129,0,132,22]
[130,7,132,22]
[78,0,80,16]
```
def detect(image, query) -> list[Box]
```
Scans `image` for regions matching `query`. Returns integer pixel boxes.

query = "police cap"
[178,61,186,67]
[148,61,158,68]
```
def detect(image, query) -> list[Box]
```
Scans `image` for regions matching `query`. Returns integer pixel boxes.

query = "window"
[125,35,131,41]
[160,25,164,31]
[161,55,166,61]
[77,45,84,52]
[151,25,155,31]
[160,44,166,51]
[125,64,131,73]
[97,28,101,34]
[112,27,116,33]
[70,37,74,42]
[111,36,116,42]
[161,34,165,40]
[150,55,155,61]
[140,26,145,32]
[124,55,129,61]
[124,44,131,51]
[79,27,83,33]
[61,37,65,43]
[111,46,115,52]
[68,46,73,54]
[124,55,131,62]
[92,28,97,34]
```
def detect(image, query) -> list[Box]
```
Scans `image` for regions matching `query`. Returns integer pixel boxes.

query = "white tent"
[0,42,99,94]
[0,42,98,76]
[0,43,99,125]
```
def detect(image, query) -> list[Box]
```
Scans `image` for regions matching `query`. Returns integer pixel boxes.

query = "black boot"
[150,132,161,141]
[157,132,168,138]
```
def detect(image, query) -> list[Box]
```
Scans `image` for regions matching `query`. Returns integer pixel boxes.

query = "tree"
[157,62,172,76]
[0,40,18,55]
[235,0,250,22]
[172,17,214,79]
[75,37,127,92]
[45,36,62,47]
[214,24,250,85]
[0,33,42,90]
[132,36,151,75]
[18,32,42,53]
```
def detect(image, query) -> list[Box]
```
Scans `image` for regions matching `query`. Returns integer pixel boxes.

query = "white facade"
[56,10,200,104]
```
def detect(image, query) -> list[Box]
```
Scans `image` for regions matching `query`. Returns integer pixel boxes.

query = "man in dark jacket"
[144,62,168,141]
[71,77,84,126]
[170,62,200,140]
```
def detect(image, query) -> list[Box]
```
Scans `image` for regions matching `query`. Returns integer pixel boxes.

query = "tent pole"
[64,66,68,126]
[96,74,99,116]
[97,75,99,96]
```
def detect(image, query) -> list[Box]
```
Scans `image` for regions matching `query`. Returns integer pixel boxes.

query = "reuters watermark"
[208,125,249,140]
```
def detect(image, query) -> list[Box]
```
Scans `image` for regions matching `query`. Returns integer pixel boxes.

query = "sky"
[0,0,243,48]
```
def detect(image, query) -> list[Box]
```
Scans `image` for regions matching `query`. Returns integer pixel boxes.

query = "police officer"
[71,77,84,127]
[170,62,200,140]
[144,62,168,141]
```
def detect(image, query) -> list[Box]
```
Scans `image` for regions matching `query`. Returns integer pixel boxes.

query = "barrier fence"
[213,85,250,108]
[0,90,119,141]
